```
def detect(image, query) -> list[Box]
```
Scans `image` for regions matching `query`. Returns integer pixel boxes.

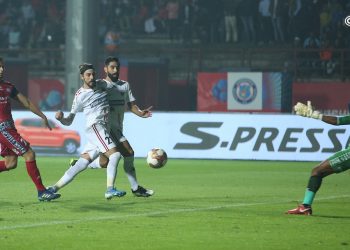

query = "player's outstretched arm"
[98,79,128,92]
[294,101,338,125]
[55,110,75,126]
[129,102,153,118]
[15,93,52,130]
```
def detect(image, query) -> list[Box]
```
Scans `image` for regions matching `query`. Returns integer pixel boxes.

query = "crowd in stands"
[100,0,350,50]
[0,0,349,50]
[0,0,65,50]
[0,0,349,76]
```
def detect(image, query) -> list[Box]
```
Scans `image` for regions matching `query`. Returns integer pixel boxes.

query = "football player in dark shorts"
[0,57,60,201]
[287,101,350,215]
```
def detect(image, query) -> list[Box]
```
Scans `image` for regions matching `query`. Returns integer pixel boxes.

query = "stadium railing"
[1,47,349,81]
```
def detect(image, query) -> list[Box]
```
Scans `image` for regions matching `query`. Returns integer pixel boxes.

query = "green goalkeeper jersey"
[338,115,350,125]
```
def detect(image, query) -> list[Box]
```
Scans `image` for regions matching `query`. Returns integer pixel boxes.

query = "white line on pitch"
[1,194,349,231]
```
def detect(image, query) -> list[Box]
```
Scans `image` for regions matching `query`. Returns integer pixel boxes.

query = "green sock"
[302,175,323,206]
[302,189,315,206]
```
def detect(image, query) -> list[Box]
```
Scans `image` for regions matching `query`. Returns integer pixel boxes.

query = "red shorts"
[0,126,30,157]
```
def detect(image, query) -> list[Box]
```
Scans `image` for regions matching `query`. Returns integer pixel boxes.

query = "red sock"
[25,160,46,191]
[0,161,9,172]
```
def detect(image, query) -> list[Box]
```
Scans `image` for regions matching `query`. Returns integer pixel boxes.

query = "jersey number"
[104,130,113,145]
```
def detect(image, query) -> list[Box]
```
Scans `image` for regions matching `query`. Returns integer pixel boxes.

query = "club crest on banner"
[232,78,257,104]
[227,72,262,110]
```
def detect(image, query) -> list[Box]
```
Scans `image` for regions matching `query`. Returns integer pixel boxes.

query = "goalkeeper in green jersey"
[286,101,350,215]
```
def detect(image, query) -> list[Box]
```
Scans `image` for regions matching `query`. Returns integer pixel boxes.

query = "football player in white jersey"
[85,56,154,197]
[48,63,128,200]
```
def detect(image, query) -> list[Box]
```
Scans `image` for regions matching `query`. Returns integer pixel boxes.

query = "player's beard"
[108,72,119,82]
[86,80,96,89]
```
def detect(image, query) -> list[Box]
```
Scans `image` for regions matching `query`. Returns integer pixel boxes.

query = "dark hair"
[0,57,3,62]
[104,56,120,67]
[79,63,94,74]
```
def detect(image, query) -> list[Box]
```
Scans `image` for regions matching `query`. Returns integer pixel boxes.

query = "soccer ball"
[146,148,168,169]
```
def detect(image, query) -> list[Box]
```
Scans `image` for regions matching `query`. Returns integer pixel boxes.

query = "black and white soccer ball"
[146,148,168,169]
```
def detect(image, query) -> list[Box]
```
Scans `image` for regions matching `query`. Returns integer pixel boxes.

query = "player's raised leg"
[49,156,91,193]
[286,158,340,215]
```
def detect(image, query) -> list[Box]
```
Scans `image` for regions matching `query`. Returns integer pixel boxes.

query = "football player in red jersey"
[0,57,60,201]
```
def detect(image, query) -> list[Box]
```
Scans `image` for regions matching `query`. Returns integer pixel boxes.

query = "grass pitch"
[0,157,350,250]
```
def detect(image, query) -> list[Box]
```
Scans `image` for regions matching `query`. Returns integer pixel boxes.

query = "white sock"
[123,156,138,191]
[55,158,89,190]
[106,152,121,189]
[88,157,101,169]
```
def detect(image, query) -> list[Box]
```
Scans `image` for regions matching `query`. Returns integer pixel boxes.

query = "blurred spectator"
[39,19,62,67]
[303,32,321,77]
[292,36,305,79]
[46,0,63,22]
[201,0,225,44]
[288,0,302,41]
[319,38,336,76]
[258,0,273,45]
[21,0,35,25]
[330,2,345,30]
[6,2,20,24]
[104,25,121,56]
[334,24,347,49]
[223,0,239,43]
[180,0,195,45]
[303,0,322,41]
[0,19,10,48]
[132,0,149,33]
[115,0,131,33]
[194,2,209,44]
[304,32,320,48]
[237,0,256,44]
[319,4,331,38]
[144,16,157,34]
[8,23,21,50]
[154,1,168,33]
[166,0,180,42]
[39,90,63,111]
[121,0,132,32]
[270,0,287,43]
[20,0,36,48]
[98,16,108,45]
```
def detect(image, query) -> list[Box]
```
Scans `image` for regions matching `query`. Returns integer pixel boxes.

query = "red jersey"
[0,80,19,123]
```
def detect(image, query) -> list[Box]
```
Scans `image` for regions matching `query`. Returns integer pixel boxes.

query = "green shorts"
[328,147,350,173]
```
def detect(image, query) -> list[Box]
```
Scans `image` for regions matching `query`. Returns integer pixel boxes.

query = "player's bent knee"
[311,164,334,177]
[4,156,18,169]
[22,148,36,162]
[123,151,134,157]
[98,154,109,168]
[6,163,17,169]
[100,159,108,168]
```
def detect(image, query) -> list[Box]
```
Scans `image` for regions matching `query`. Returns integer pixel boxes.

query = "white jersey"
[70,80,127,128]
[106,79,135,133]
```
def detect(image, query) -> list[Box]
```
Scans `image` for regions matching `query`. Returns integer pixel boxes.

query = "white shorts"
[82,123,117,159]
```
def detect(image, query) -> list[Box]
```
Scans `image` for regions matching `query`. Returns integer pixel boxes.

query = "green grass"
[1,157,350,250]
